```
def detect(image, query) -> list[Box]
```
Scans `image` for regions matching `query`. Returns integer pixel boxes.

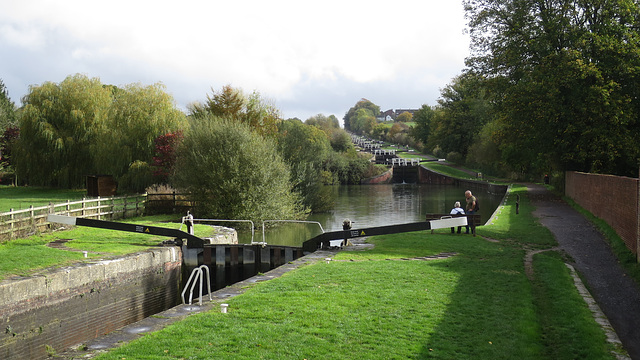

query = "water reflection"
[238,184,505,246]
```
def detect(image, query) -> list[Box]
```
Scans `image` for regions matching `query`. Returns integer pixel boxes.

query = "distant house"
[380,109,395,121]
[378,108,418,121]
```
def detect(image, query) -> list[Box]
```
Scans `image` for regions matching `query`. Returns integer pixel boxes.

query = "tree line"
[345,0,640,183]
[0,76,377,223]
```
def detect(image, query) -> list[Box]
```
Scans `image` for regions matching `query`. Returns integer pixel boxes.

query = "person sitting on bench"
[449,201,466,234]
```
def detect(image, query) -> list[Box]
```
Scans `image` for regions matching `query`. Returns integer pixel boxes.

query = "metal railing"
[181,265,212,306]
[185,217,255,244]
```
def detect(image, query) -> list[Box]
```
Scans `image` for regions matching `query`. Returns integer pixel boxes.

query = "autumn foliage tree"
[152,131,183,183]
[189,85,281,137]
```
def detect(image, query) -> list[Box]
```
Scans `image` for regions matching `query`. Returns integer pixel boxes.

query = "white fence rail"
[0,194,147,241]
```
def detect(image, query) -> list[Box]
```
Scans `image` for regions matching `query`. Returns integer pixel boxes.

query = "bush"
[171,116,307,223]
[446,151,464,164]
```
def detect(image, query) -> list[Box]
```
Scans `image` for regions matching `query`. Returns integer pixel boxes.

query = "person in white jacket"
[450,201,466,234]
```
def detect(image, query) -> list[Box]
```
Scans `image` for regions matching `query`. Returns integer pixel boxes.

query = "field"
[0,185,86,212]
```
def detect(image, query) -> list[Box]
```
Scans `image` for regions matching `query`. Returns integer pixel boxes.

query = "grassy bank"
[0,215,215,280]
[93,184,620,360]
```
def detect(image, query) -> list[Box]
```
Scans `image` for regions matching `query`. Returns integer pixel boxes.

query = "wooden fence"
[0,194,147,241]
[144,192,195,215]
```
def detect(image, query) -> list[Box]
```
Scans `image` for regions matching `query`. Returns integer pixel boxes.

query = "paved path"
[529,184,640,359]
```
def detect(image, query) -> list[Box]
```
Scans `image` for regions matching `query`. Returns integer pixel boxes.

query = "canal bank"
[58,245,354,359]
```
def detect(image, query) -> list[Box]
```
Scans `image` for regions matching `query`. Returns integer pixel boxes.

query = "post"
[516,194,520,215]
[9,209,14,239]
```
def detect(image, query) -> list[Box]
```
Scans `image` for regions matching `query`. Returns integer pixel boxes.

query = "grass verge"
[0,215,214,280]
[532,251,615,359]
[422,162,478,181]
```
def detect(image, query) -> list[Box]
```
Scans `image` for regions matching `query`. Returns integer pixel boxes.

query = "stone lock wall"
[0,247,182,360]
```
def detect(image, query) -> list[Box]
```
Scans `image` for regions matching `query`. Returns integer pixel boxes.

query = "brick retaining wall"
[566,171,639,256]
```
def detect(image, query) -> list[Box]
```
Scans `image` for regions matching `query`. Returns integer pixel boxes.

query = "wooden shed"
[86,175,117,197]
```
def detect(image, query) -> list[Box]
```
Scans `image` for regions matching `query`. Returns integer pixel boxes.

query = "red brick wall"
[565,171,639,254]
[361,168,393,184]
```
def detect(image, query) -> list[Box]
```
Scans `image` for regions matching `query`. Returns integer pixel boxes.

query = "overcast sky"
[0,0,470,122]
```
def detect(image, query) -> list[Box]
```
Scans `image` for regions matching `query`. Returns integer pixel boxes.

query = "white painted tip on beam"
[47,214,77,226]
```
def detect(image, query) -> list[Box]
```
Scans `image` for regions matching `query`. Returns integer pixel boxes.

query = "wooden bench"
[424,213,482,235]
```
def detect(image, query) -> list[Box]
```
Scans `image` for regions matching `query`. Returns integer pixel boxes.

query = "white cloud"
[0,0,470,119]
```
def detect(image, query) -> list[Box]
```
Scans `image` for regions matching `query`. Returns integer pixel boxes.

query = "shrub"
[172,116,307,223]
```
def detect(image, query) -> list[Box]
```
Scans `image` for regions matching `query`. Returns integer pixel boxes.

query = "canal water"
[239,183,506,246]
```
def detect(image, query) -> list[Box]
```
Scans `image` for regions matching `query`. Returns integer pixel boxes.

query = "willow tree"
[94,83,187,192]
[16,74,111,188]
[16,75,188,190]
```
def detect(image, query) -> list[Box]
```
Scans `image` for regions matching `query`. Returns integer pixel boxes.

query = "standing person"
[465,190,479,236]
[449,201,465,234]
[342,219,352,247]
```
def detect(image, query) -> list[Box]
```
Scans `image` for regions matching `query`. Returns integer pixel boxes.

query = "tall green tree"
[349,108,377,135]
[427,73,491,159]
[16,75,187,190]
[464,0,640,176]
[410,104,435,151]
[305,114,352,152]
[343,98,380,133]
[305,114,340,134]
[277,119,333,212]
[16,74,111,188]
[172,116,306,222]
[0,79,17,130]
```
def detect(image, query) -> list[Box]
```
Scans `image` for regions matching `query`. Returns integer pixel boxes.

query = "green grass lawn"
[92,184,621,360]
[0,215,214,280]
[0,185,86,212]
[422,162,479,180]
